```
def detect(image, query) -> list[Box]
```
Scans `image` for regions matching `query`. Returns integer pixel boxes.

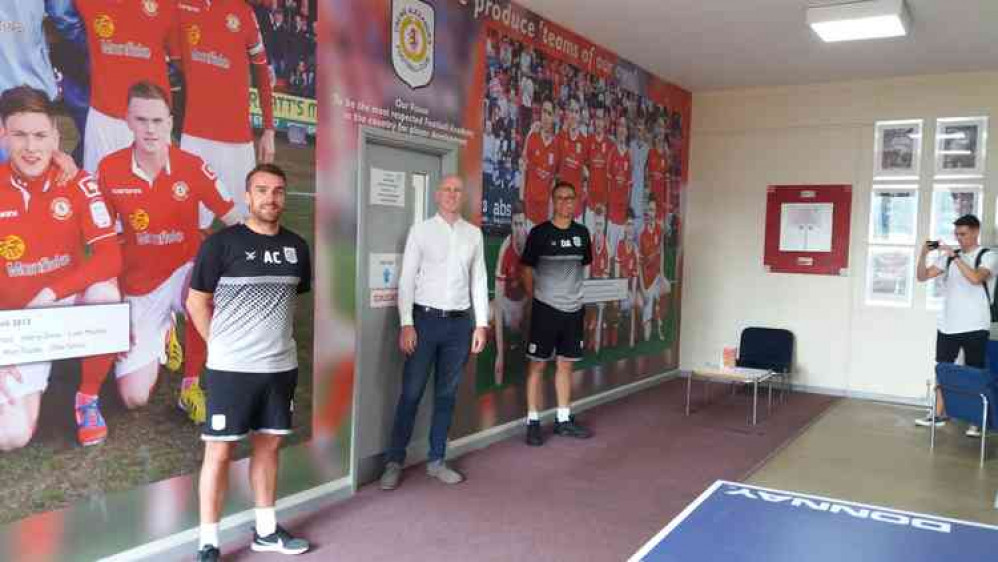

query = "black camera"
[927,240,940,250]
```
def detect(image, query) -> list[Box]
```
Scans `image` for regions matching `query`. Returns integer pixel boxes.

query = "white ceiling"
[515,0,998,92]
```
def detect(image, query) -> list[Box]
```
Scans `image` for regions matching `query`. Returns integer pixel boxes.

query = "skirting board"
[98,477,353,562]
[100,369,679,561]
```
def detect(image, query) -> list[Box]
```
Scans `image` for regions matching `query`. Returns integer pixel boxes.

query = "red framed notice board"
[764,185,852,275]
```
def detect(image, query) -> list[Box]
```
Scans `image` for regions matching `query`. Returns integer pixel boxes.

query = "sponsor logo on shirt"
[142,0,159,17]
[191,49,232,69]
[172,181,190,201]
[136,230,184,246]
[129,209,150,232]
[226,14,241,32]
[100,40,153,60]
[50,197,72,221]
[6,254,71,277]
[94,15,115,39]
[111,187,144,196]
[283,246,298,264]
[245,251,257,261]
[187,24,202,46]
[0,210,18,219]
[0,234,26,260]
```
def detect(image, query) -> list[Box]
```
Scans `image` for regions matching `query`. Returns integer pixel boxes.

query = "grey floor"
[747,399,998,526]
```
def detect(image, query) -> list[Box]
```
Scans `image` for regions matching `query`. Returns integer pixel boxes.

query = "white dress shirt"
[398,214,489,327]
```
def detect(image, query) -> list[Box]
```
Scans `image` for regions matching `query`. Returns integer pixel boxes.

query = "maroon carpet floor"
[222,378,838,561]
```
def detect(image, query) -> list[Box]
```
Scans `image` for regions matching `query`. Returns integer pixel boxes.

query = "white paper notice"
[370,168,406,207]
[0,303,129,364]
[370,253,402,308]
[779,203,833,252]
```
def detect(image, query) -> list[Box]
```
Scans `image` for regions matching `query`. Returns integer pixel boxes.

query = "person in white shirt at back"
[379,175,489,490]
[915,214,996,437]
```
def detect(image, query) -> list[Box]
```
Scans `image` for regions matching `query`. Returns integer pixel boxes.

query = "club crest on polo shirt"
[142,0,159,17]
[283,246,298,264]
[171,181,190,201]
[0,234,26,260]
[50,197,72,221]
[572,236,581,247]
[94,14,115,38]
[187,24,202,46]
[226,14,241,32]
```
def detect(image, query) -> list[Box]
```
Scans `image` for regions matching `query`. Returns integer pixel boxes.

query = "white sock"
[527,411,540,422]
[256,507,277,537]
[199,524,219,549]
[557,407,571,423]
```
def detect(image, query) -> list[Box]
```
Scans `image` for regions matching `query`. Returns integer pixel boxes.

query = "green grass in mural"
[0,133,316,525]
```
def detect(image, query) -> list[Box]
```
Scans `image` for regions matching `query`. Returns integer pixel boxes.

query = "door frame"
[350,126,461,489]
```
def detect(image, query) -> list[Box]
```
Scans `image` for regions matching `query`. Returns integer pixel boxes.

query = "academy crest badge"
[391,0,435,89]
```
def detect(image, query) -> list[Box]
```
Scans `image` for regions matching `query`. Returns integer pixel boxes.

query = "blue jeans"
[386,308,472,464]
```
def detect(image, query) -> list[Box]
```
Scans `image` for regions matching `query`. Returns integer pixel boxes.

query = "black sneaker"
[526,420,543,446]
[195,545,220,562]
[553,415,592,439]
[252,526,310,555]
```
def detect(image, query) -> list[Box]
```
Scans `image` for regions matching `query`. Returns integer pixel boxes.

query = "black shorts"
[936,330,988,368]
[526,299,585,362]
[201,368,298,441]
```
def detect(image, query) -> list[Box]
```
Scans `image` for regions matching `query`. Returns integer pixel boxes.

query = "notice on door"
[370,168,406,207]
[0,303,130,364]
[370,253,402,308]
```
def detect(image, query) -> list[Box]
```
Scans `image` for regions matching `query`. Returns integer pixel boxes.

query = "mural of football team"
[479,27,684,390]
[0,0,317,524]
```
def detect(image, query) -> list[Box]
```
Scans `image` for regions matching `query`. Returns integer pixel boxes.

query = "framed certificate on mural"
[934,117,988,178]
[764,185,852,275]
[874,120,922,180]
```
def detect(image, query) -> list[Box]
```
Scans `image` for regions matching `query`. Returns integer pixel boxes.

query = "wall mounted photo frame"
[865,246,915,307]
[869,186,918,245]
[934,116,988,178]
[764,184,852,275]
[874,120,922,180]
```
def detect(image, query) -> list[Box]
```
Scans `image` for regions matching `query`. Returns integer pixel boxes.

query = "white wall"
[682,71,998,402]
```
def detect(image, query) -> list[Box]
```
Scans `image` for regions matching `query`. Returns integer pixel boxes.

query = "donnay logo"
[391,0,435,89]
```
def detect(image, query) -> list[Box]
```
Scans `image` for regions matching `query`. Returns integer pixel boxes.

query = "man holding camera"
[915,214,996,437]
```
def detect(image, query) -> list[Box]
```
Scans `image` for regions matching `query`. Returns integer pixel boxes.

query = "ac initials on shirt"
[264,250,283,264]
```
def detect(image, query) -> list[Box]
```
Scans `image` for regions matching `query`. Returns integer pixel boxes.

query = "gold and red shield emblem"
[50,197,72,221]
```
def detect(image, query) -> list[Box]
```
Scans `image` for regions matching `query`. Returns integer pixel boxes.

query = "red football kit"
[497,241,526,302]
[607,145,632,225]
[586,133,611,211]
[77,0,180,119]
[0,165,120,309]
[522,129,559,225]
[556,128,587,218]
[98,145,234,296]
[646,147,669,220]
[639,223,663,288]
[615,239,638,280]
[590,235,610,279]
[176,0,275,142]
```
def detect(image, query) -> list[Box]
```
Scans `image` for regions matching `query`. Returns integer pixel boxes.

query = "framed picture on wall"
[865,246,915,307]
[929,184,983,245]
[934,117,988,178]
[869,186,918,245]
[874,120,922,180]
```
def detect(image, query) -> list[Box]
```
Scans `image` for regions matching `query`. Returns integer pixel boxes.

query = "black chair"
[930,363,998,466]
[736,327,794,399]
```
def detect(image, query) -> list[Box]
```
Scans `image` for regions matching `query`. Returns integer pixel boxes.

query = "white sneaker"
[966,425,983,438]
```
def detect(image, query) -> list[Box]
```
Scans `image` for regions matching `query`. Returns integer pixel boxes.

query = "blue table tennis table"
[630,480,998,562]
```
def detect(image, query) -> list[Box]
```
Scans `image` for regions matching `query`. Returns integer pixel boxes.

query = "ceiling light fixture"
[807,0,910,43]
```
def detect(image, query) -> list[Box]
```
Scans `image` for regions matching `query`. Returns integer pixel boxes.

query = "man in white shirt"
[380,175,488,490]
[914,214,996,436]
